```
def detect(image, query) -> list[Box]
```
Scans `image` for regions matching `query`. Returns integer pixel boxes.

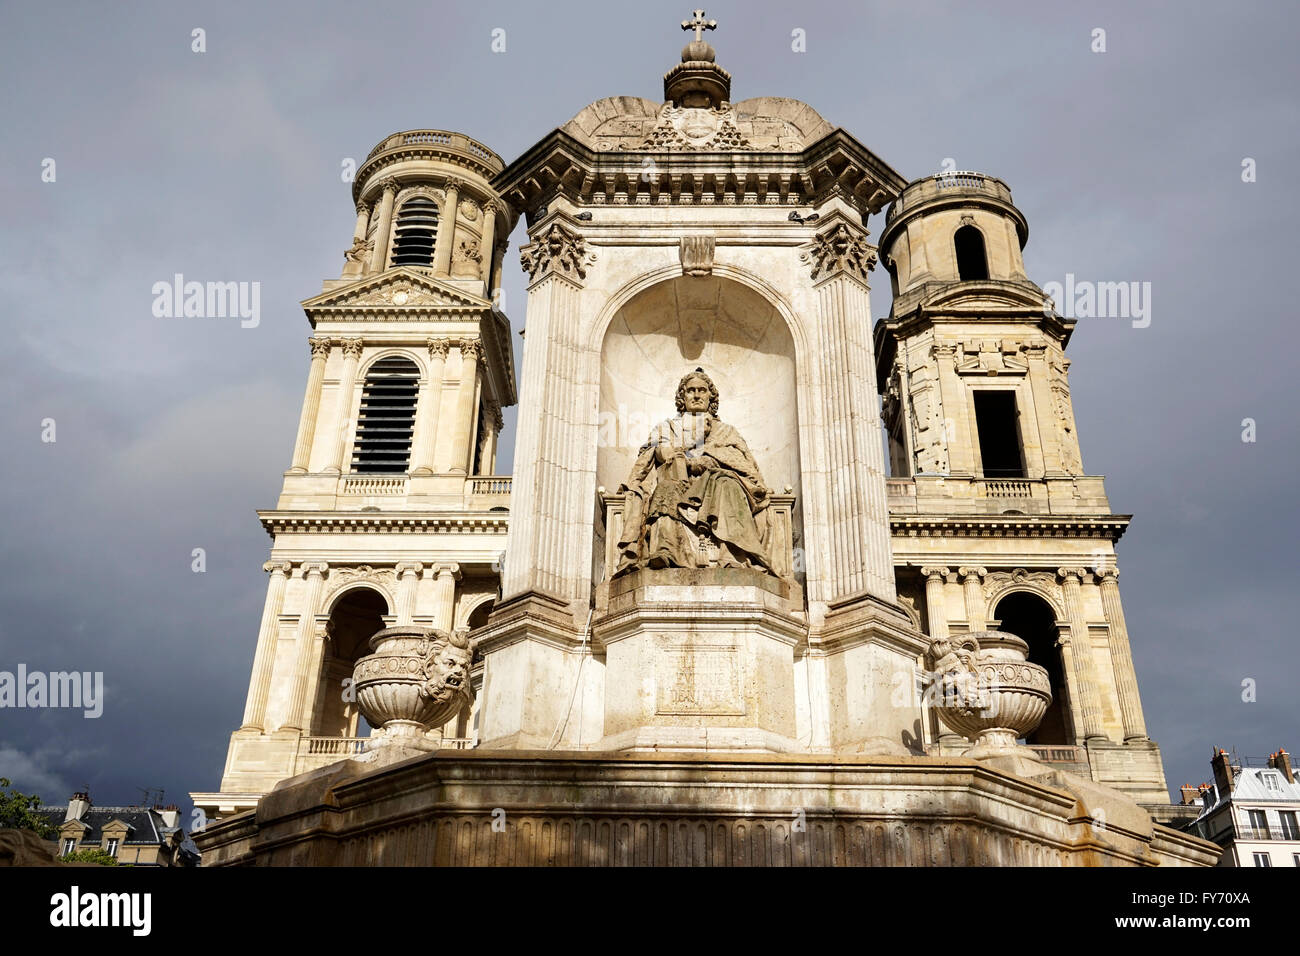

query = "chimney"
[1211,748,1235,796]
[64,790,91,822]
[1198,783,1215,810]
[1179,784,1200,805]
[158,804,180,829]
[1269,749,1294,784]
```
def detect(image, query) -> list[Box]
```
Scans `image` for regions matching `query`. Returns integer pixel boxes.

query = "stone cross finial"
[681,9,716,42]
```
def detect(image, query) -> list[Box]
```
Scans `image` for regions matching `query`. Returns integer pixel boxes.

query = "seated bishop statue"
[615,368,779,578]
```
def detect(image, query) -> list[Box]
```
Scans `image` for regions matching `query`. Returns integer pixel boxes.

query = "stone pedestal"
[192,750,1220,868]
[592,568,805,752]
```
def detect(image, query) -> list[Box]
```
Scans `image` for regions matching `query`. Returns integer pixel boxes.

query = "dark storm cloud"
[0,0,1294,817]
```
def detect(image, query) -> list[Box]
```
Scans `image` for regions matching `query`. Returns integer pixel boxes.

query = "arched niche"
[993,591,1071,746]
[597,275,803,554]
[311,586,388,738]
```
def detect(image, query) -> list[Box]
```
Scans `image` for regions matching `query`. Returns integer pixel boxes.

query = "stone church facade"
[192,14,1209,866]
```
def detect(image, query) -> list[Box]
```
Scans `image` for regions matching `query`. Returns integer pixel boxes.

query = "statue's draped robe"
[616,412,777,575]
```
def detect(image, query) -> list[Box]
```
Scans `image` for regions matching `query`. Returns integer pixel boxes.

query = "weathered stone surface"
[192,751,1217,867]
[0,829,60,866]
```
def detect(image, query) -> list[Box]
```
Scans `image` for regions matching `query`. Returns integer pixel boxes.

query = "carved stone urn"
[353,625,473,750]
[924,630,1051,757]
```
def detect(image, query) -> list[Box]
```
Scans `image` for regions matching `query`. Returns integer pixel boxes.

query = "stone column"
[500,254,586,604]
[1054,623,1084,743]
[809,258,897,603]
[396,562,424,625]
[1096,569,1148,740]
[324,337,364,475]
[433,178,461,276]
[959,567,987,632]
[351,201,371,243]
[933,342,973,475]
[410,338,451,476]
[446,339,482,476]
[1023,344,1060,476]
[240,561,291,730]
[491,240,507,300]
[479,200,499,286]
[368,181,399,274]
[921,567,950,641]
[481,400,502,474]
[288,337,331,473]
[283,563,328,731]
[1057,567,1106,741]
[432,563,460,632]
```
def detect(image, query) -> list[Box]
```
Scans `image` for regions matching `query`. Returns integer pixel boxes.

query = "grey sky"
[0,0,1295,816]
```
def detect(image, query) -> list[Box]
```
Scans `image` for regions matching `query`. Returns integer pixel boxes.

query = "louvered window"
[390,197,439,267]
[350,357,419,473]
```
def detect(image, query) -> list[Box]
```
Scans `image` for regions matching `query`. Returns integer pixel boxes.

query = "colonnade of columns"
[285,336,501,477]
[239,560,470,735]
[345,179,503,288]
[918,564,1149,746]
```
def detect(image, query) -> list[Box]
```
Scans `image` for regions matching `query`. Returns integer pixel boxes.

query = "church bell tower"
[193,129,519,818]
[875,172,1170,806]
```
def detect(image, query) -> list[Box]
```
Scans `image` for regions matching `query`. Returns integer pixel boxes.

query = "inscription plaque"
[654,637,745,716]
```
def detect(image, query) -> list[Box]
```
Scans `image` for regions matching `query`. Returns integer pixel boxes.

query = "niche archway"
[311,587,388,738]
[993,591,1071,745]
[597,275,803,581]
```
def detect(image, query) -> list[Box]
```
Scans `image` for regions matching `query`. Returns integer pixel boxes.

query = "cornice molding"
[259,511,510,537]
[890,515,1130,540]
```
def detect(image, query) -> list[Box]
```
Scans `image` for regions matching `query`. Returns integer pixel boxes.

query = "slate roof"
[1194,766,1300,822]
[35,806,167,845]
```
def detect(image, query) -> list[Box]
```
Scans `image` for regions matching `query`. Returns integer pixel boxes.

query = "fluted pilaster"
[1097,568,1148,740]
[1058,567,1106,740]
[283,563,328,731]
[289,337,331,473]
[240,561,292,730]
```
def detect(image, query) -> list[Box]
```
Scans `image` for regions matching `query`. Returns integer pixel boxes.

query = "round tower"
[878,171,1030,298]
[344,129,512,292]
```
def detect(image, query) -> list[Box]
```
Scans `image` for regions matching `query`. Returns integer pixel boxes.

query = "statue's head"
[674,367,719,416]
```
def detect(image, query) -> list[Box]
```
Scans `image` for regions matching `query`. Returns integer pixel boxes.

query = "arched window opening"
[390,197,440,267]
[466,599,494,631]
[994,592,1070,745]
[955,225,989,281]
[351,357,420,474]
[312,587,388,738]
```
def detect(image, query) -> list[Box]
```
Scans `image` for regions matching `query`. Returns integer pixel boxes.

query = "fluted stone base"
[192,749,1219,867]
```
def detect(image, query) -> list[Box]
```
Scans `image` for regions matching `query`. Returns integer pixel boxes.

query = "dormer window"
[955,224,989,281]
[62,838,76,856]
[1263,771,1281,792]
[390,197,439,267]
[106,838,120,857]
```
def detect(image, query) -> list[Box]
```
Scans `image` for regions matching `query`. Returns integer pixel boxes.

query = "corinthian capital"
[427,336,451,359]
[309,336,332,359]
[458,339,484,362]
[341,337,365,358]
